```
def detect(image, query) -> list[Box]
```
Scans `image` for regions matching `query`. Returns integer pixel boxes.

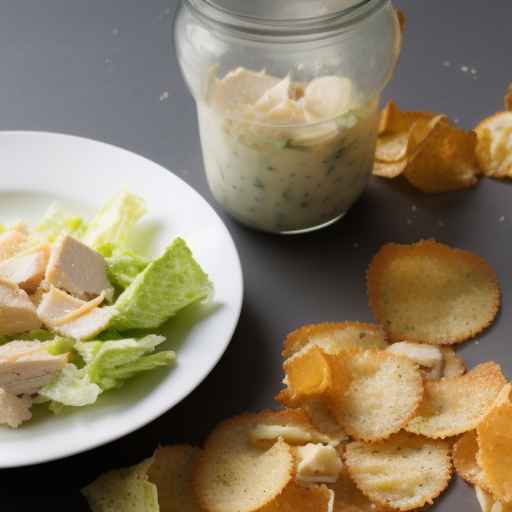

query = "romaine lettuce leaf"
[47,336,76,356]
[82,459,159,512]
[39,364,102,407]
[34,204,85,243]
[96,328,125,342]
[111,238,212,331]
[76,335,175,391]
[82,192,146,252]
[106,249,149,289]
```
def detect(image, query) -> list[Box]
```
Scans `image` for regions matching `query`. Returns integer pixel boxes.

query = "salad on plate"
[0,191,212,428]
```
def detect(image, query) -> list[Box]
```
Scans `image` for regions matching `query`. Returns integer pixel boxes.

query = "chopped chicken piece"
[387,342,444,380]
[52,292,105,325]
[45,235,112,300]
[0,230,27,261]
[0,340,67,395]
[37,287,114,340]
[53,306,115,340]
[0,340,49,359]
[0,388,32,428]
[36,286,84,322]
[0,278,41,336]
[0,246,50,293]
[295,444,343,484]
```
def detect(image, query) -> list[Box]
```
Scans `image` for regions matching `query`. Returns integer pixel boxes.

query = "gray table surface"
[0,1,510,510]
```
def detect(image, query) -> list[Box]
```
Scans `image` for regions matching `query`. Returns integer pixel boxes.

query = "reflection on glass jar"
[175,0,402,234]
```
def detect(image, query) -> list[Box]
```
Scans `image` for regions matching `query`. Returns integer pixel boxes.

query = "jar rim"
[184,0,389,38]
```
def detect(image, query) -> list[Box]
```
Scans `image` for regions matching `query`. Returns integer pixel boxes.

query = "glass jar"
[174,0,401,234]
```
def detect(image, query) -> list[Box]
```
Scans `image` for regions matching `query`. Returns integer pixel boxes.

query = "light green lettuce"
[76,335,175,391]
[47,337,76,356]
[82,191,146,253]
[39,364,102,408]
[82,458,159,512]
[106,249,150,290]
[34,204,85,243]
[111,238,212,331]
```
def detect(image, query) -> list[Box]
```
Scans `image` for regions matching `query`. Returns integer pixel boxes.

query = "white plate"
[0,131,243,468]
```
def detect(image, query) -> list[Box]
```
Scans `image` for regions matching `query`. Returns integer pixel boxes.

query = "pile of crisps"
[375,83,512,191]
[82,240,511,512]
[374,101,481,193]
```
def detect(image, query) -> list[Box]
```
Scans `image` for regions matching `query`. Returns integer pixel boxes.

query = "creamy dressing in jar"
[175,0,401,233]
[197,68,379,233]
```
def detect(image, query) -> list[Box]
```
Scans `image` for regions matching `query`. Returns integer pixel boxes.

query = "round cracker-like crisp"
[328,349,423,442]
[283,322,387,359]
[403,116,480,193]
[441,347,466,379]
[475,112,512,179]
[282,346,347,404]
[260,482,333,512]
[367,240,500,345]
[376,132,410,163]
[194,413,294,512]
[506,83,512,111]
[301,399,348,442]
[405,362,507,439]
[378,101,435,136]
[477,402,512,503]
[453,431,494,494]
[373,159,409,179]
[148,445,202,512]
[329,451,386,512]
[345,432,452,511]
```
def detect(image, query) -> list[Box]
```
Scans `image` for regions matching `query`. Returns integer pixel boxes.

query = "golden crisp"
[301,399,348,443]
[328,349,423,442]
[376,113,444,172]
[395,8,406,35]
[453,431,494,494]
[329,461,385,512]
[283,346,336,402]
[404,116,480,193]
[345,432,452,511]
[375,102,481,193]
[374,102,436,179]
[367,240,500,345]
[279,346,351,409]
[376,132,410,162]
[477,402,512,502]
[506,83,512,111]
[194,413,294,512]
[475,112,512,179]
[282,322,387,360]
[260,483,333,512]
[493,383,512,407]
[82,458,158,512]
[373,158,409,178]
[148,445,202,512]
[378,101,435,136]
[441,347,466,379]
[475,486,512,512]
[405,362,507,439]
